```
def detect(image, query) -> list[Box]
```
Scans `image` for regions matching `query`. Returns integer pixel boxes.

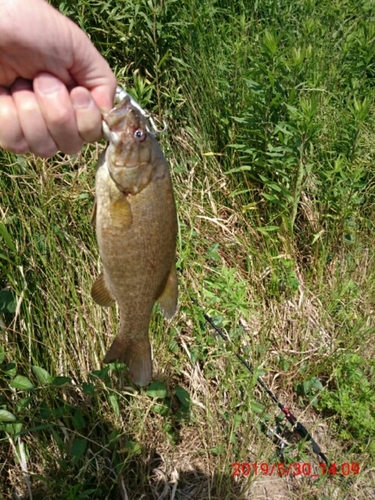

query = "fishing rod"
[190,296,329,467]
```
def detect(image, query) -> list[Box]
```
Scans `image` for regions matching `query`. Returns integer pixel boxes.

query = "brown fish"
[91,96,178,386]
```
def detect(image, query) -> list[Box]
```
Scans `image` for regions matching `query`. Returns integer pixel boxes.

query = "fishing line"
[190,296,329,467]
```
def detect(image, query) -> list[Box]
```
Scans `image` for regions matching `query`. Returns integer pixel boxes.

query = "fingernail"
[37,74,63,95]
[71,90,91,109]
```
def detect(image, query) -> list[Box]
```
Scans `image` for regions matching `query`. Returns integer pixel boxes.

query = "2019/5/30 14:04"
[231,462,360,477]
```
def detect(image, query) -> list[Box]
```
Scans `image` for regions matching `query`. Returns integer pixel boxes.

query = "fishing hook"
[114,85,167,136]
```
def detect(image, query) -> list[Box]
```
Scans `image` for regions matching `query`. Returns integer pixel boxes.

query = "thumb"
[67,23,117,112]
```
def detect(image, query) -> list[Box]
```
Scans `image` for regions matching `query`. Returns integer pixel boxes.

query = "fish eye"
[134,128,146,141]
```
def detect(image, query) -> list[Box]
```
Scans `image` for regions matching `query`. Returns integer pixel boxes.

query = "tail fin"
[103,335,152,387]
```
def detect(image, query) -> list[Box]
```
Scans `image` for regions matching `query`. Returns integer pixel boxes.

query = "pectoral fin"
[109,194,133,229]
[91,272,115,307]
[157,264,178,319]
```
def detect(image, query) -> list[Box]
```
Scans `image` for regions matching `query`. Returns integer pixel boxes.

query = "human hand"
[0,0,117,158]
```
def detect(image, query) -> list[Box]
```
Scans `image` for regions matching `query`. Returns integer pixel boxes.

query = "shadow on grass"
[0,366,247,500]
[2,448,246,500]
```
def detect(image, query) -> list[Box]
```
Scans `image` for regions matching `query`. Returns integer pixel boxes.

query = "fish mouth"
[112,159,139,169]
[102,122,121,145]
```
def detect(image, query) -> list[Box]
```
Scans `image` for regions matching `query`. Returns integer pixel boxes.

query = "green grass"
[1,0,375,498]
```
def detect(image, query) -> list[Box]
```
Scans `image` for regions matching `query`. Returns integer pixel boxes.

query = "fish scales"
[92,97,178,386]
[96,162,176,319]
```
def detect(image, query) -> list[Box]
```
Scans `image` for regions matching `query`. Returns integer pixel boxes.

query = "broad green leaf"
[0,346,4,364]
[39,402,50,419]
[4,422,23,435]
[0,290,16,314]
[4,362,17,378]
[51,376,71,386]
[53,407,66,419]
[0,409,16,422]
[82,382,94,395]
[233,413,242,429]
[32,366,53,385]
[250,401,264,413]
[267,182,282,193]
[152,403,169,416]
[11,375,34,391]
[89,367,109,381]
[16,397,32,411]
[73,409,85,430]
[303,379,312,394]
[311,377,323,391]
[146,381,167,399]
[70,437,87,459]
[108,361,126,372]
[125,440,142,455]
[175,386,191,408]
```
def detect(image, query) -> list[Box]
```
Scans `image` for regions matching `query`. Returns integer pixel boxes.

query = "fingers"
[11,78,58,157]
[70,86,102,143]
[0,87,28,154]
[33,73,83,155]
[0,73,107,158]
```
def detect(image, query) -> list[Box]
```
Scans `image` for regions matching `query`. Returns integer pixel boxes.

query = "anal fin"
[91,271,115,307]
[157,264,178,319]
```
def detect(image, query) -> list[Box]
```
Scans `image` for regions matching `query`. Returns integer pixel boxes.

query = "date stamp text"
[231,462,360,477]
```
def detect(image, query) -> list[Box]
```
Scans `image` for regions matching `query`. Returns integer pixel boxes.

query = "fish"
[91,96,178,386]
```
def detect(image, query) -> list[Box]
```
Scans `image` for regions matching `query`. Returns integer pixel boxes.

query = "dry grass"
[0,123,374,499]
